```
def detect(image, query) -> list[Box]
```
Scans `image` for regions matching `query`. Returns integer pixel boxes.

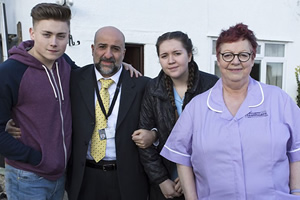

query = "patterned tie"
[91,78,114,162]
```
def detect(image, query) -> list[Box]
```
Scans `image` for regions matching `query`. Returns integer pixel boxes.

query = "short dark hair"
[31,3,71,27]
[216,23,258,58]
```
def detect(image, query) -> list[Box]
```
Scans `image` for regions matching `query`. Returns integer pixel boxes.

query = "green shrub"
[295,66,300,107]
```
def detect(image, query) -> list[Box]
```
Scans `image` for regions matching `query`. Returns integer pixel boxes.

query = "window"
[266,62,283,88]
[211,39,286,88]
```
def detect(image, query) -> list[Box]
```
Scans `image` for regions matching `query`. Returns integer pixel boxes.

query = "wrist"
[151,129,158,140]
[150,128,159,146]
[291,189,300,194]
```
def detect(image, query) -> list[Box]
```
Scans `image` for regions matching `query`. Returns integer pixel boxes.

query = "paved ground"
[0,168,7,200]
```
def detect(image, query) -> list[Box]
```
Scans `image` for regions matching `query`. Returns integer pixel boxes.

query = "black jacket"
[66,65,150,200]
[139,63,218,185]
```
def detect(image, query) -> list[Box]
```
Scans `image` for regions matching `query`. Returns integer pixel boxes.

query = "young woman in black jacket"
[132,31,218,200]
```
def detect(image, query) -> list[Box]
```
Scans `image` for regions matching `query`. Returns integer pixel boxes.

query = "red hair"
[216,23,258,58]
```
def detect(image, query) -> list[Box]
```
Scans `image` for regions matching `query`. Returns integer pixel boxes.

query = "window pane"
[212,40,216,55]
[265,44,284,57]
[266,62,283,88]
[214,61,221,78]
[256,45,261,55]
[250,60,261,81]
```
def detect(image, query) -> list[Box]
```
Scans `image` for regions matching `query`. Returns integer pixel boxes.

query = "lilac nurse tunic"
[161,77,300,200]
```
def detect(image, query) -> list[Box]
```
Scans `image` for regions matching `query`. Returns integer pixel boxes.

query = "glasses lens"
[222,53,234,62]
[238,53,250,62]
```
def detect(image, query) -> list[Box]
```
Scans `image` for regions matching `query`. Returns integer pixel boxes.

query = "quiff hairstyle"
[216,23,258,59]
[31,3,71,27]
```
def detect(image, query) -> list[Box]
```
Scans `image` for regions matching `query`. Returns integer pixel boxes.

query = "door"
[124,43,144,75]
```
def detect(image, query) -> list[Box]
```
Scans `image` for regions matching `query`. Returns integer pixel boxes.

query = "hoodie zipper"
[48,65,67,170]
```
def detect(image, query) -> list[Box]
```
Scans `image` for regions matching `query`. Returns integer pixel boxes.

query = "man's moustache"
[99,58,115,63]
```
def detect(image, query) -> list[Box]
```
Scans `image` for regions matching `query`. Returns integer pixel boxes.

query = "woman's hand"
[174,177,183,194]
[122,62,142,77]
[132,129,157,149]
[159,179,181,199]
[5,119,21,139]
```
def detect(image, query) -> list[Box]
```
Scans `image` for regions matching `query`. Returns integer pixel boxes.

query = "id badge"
[99,129,107,140]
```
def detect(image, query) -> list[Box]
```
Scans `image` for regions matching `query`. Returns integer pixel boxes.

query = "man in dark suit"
[66,26,149,200]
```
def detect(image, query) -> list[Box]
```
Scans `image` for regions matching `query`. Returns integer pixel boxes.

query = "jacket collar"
[152,63,200,100]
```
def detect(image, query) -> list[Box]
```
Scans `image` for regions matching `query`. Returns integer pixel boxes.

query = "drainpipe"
[0,2,8,61]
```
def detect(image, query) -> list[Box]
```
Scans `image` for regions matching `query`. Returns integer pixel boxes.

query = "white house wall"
[2,0,300,100]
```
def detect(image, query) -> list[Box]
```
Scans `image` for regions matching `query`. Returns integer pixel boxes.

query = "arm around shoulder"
[62,53,79,69]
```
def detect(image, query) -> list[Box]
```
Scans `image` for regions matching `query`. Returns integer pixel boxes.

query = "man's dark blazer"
[66,64,149,200]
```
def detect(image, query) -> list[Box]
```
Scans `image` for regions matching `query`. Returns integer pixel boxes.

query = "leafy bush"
[295,66,300,107]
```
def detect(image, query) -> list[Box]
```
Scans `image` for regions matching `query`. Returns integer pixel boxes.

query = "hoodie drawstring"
[42,65,58,99]
[56,62,64,101]
[42,63,64,100]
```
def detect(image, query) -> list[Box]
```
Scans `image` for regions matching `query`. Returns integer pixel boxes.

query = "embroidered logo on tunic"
[245,111,268,118]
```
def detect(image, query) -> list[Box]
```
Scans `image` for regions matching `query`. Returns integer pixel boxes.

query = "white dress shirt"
[86,66,123,161]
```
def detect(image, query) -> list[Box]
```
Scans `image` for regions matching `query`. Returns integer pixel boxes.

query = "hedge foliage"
[295,66,300,107]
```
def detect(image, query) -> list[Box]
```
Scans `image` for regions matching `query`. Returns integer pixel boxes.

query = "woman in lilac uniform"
[160,23,300,200]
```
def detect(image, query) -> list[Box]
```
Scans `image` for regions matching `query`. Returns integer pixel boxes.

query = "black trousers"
[78,160,121,200]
